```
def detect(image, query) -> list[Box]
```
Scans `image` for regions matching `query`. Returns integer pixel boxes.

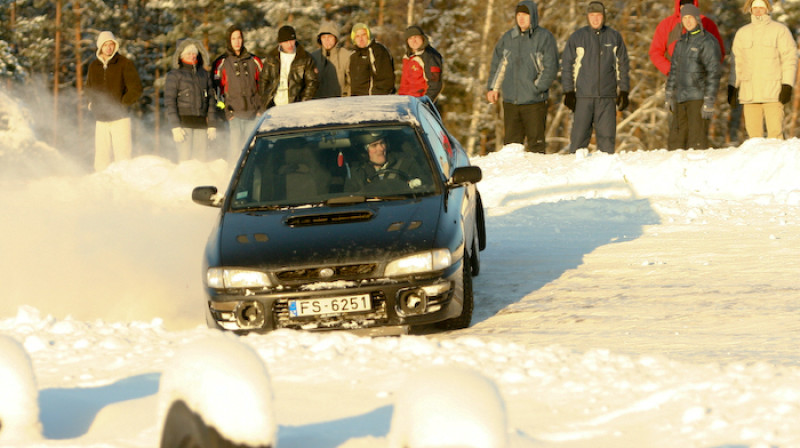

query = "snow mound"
[0,335,42,441]
[157,334,276,447]
[387,365,508,448]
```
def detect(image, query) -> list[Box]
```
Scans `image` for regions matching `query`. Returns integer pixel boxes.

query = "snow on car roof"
[255,96,422,134]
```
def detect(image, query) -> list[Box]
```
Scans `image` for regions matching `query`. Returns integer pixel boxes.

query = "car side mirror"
[449,166,482,187]
[192,186,221,207]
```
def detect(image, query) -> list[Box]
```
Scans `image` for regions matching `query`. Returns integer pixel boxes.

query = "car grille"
[275,263,378,282]
[272,292,389,330]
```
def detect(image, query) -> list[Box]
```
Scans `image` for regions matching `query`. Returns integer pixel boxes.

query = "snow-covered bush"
[157,335,276,447]
[0,335,42,442]
[387,365,508,448]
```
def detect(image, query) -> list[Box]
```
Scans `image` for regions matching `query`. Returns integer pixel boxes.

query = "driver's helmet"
[356,131,386,150]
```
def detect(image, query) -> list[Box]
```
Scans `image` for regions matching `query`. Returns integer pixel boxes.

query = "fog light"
[399,289,428,315]
[235,301,265,329]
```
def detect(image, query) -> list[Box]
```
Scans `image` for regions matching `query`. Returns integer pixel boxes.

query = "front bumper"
[205,274,460,333]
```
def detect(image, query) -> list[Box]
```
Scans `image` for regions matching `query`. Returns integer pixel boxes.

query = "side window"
[419,108,454,177]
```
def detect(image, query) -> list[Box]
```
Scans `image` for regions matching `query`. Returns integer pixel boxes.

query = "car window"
[418,107,455,177]
[229,126,438,210]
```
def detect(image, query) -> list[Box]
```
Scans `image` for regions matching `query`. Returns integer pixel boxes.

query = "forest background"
[2,0,800,162]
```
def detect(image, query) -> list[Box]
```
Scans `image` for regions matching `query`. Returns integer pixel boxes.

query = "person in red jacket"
[397,25,443,103]
[649,0,725,76]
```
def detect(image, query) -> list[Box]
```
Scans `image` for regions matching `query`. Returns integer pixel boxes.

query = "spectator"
[213,25,263,163]
[730,0,798,139]
[164,39,217,162]
[650,0,725,150]
[665,4,722,150]
[397,25,444,103]
[486,0,559,153]
[561,1,630,154]
[85,30,142,171]
[649,0,725,76]
[349,23,395,96]
[310,21,352,98]
[259,25,319,110]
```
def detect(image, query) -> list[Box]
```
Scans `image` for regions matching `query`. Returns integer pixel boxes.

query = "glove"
[563,91,576,112]
[207,127,217,141]
[616,91,629,111]
[701,104,714,120]
[172,127,186,143]
[779,84,792,105]
[216,100,226,110]
[408,178,422,188]
[727,85,739,107]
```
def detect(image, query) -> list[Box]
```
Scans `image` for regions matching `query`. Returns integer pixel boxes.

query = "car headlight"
[206,268,272,289]
[385,249,453,277]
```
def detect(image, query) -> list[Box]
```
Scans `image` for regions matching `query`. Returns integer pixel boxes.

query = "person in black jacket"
[665,4,721,150]
[212,26,263,163]
[561,1,630,154]
[164,39,217,162]
[349,23,395,96]
[259,25,319,110]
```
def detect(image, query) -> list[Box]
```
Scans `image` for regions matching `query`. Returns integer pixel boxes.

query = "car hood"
[216,196,444,268]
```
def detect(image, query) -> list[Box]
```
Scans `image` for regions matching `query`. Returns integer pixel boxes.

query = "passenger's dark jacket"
[164,39,216,129]
[666,27,721,105]
[258,43,319,110]
[212,27,263,120]
[85,51,142,122]
[486,0,559,105]
[561,25,630,98]
[350,40,395,96]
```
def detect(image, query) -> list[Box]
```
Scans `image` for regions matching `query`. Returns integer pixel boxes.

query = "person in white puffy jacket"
[730,0,798,139]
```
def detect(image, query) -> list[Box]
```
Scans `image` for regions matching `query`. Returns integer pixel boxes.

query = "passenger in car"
[345,131,426,192]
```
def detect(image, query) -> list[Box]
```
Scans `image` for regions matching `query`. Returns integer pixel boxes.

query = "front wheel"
[437,252,473,331]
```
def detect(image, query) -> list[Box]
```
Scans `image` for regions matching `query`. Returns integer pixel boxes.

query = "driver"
[345,131,425,191]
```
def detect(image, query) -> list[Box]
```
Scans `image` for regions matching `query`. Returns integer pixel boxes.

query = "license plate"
[288,294,372,317]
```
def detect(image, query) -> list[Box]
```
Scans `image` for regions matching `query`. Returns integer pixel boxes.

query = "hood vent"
[286,210,374,227]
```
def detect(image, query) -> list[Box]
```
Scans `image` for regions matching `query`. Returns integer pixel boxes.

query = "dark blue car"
[192,96,485,334]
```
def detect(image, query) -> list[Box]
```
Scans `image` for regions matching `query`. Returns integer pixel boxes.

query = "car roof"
[254,96,426,134]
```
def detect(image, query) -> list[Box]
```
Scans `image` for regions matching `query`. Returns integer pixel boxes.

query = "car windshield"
[229,126,439,210]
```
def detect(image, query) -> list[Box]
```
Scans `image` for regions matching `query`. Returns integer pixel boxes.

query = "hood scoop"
[286,210,374,227]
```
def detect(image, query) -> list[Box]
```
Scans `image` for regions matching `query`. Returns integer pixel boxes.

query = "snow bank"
[157,334,276,447]
[387,365,508,448]
[0,335,41,441]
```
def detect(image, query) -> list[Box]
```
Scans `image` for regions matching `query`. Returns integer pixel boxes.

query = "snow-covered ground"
[1,90,800,447]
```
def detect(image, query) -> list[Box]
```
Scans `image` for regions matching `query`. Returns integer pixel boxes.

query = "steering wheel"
[367,168,411,183]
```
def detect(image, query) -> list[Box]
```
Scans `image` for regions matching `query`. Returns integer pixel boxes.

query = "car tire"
[160,400,269,448]
[437,252,473,331]
[476,192,487,251]
[470,233,481,277]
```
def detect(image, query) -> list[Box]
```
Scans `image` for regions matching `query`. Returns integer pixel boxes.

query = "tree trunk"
[378,0,385,26]
[465,0,495,155]
[74,0,84,139]
[790,63,800,137]
[53,0,62,146]
[407,0,414,26]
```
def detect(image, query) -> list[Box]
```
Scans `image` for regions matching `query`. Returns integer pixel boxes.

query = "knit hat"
[351,23,371,44]
[681,4,701,20]
[679,0,694,5]
[404,25,425,40]
[516,3,530,14]
[181,44,199,57]
[96,30,117,49]
[587,1,605,14]
[278,25,296,43]
[751,0,768,8]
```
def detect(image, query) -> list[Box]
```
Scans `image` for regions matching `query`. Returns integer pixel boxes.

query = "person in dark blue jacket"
[665,4,721,150]
[165,39,217,162]
[487,0,559,154]
[561,1,630,154]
